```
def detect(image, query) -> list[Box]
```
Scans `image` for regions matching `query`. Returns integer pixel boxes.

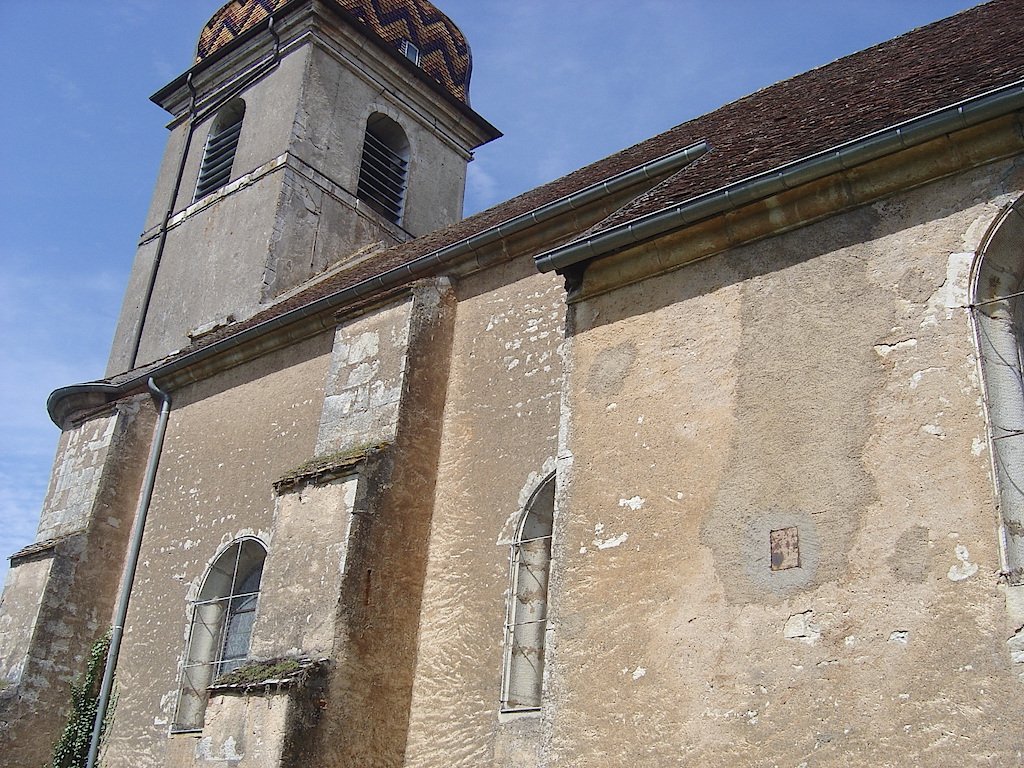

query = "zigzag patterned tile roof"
[197,0,472,102]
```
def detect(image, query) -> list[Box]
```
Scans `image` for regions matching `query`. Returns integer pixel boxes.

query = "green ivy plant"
[51,631,112,768]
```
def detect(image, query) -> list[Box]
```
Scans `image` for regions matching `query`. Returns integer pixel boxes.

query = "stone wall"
[0,397,156,768]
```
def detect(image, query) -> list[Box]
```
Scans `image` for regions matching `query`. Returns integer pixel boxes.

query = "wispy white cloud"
[466,160,499,213]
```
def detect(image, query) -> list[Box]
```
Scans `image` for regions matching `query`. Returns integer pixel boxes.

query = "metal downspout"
[128,74,199,370]
[127,16,281,370]
[85,378,171,768]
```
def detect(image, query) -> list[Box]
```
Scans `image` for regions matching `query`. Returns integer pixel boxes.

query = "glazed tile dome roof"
[197,0,472,103]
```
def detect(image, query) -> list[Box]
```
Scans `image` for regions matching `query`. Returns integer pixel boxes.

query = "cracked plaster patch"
[874,338,918,357]
[784,610,820,643]
[923,251,973,324]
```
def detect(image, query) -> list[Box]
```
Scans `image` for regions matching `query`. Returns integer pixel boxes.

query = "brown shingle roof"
[590,0,1024,233]
[152,0,1024,368]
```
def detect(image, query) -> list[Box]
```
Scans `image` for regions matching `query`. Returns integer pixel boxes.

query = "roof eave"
[535,79,1024,274]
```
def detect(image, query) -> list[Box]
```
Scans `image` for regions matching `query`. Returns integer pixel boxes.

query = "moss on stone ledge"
[274,441,389,492]
[210,656,328,692]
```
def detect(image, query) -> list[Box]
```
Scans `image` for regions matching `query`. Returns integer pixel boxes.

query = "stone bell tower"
[106,0,499,375]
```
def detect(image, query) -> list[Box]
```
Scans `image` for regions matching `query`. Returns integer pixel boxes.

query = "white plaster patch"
[910,367,941,388]
[947,544,979,581]
[924,251,973,322]
[972,437,986,456]
[921,424,946,439]
[874,338,918,357]
[195,735,244,761]
[594,531,629,550]
[888,630,909,644]
[784,610,820,643]
[348,331,379,363]
[619,496,645,511]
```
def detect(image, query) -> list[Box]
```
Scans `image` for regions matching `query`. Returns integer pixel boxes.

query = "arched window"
[172,538,266,732]
[194,98,245,201]
[501,473,555,712]
[356,113,409,225]
[972,195,1024,586]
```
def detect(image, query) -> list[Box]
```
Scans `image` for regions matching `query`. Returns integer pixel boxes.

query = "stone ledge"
[273,441,390,492]
[8,533,82,566]
[209,656,329,696]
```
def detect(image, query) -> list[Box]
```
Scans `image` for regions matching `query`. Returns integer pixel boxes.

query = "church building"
[2,0,1023,765]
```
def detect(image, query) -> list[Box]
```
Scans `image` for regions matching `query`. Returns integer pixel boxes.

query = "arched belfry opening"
[971,194,1024,585]
[357,113,410,225]
[194,98,245,201]
[105,0,499,376]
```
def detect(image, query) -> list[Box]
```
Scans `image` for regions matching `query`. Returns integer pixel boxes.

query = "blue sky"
[0,0,980,583]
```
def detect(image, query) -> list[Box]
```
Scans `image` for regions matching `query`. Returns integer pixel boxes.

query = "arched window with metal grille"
[501,472,555,712]
[971,194,1024,587]
[172,538,266,732]
[194,99,245,201]
[356,113,409,225]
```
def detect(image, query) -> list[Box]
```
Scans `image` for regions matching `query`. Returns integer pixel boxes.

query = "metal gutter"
[535,79,1024,274]
[48,141,708,426]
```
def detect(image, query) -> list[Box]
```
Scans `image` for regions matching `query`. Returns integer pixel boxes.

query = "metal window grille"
[172,539,265,732]
[357,127,408,225]
[500,474,555,712]
[195,107,244,201]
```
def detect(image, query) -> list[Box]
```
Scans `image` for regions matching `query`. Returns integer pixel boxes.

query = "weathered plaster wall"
[0,398,156,768]
[546,160,1024,766]
[251,477,358,659]
[99,333,331,768]
[306,280,458,768]
[402,259,565,767]
[195,692,292,768]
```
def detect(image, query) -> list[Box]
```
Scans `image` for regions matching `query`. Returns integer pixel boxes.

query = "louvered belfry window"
[357,114,409,225]
[501,473,555,712]
[195,99,245,201]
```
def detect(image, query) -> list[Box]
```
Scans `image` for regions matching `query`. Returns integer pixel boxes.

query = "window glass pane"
[502,474,554,711]
[173,539,265,732]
